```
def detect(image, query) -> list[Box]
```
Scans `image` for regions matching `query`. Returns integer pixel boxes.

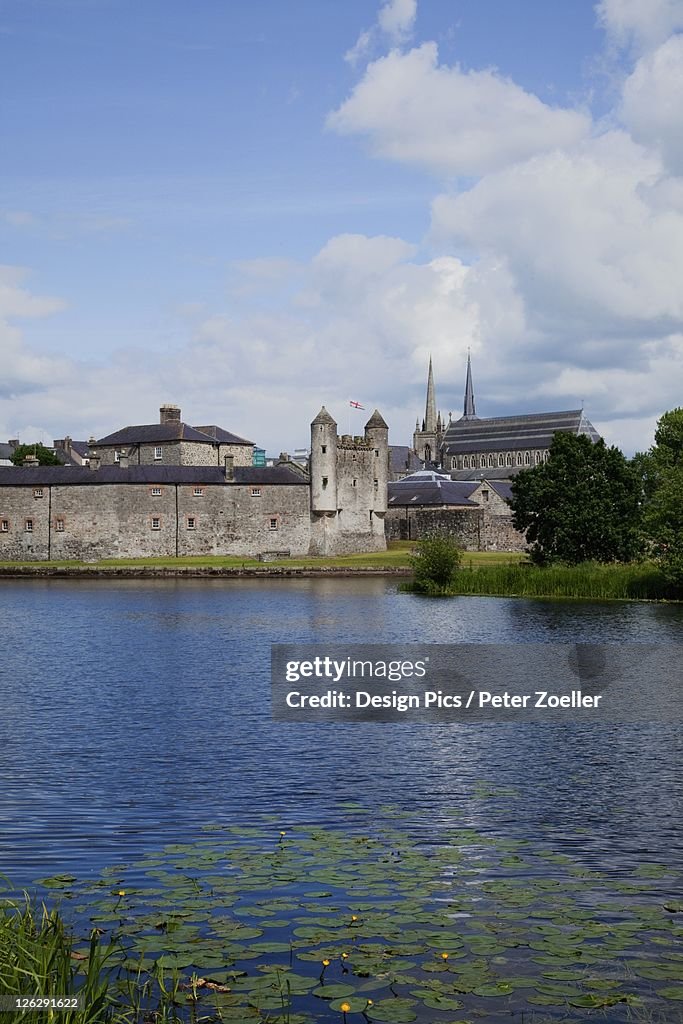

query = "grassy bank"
[0,544,525,573]
[407,560,678,601]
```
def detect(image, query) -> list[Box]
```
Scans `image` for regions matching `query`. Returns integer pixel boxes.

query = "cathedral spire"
[463,350,477,420]
[424,355,437,432]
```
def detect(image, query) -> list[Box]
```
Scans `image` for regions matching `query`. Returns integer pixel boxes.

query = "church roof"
[442,409,600,455]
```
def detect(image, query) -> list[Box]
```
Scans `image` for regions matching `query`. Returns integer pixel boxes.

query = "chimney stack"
[23,455,40,468]
[118,449,129,469]
[160,404,181,425]
[89,450,101,471]
[224,454,234,481]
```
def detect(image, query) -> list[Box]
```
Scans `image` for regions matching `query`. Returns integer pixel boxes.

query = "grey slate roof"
[451,466,520,481]
[388,472,479,508]
[442,409,601,455]
[365,409,388,429]
[97,422,217,445]
[0,442,16,462]
[312,406,336,426]
[0,464,308,487]
[389,446,423,475]
[193,425,254,446]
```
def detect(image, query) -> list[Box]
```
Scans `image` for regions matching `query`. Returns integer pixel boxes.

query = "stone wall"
[385,505,526,552]
[0,481,312,560]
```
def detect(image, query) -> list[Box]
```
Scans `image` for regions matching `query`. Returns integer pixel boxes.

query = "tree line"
[510,407,683,585]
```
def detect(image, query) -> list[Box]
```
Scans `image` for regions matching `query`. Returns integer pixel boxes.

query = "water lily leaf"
[311,984,357,999]
[365,997,417,1022]
[658,987,683,1000]
[329,997,372,1013]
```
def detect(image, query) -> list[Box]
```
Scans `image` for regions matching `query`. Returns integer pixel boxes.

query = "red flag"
[349,400,364,409]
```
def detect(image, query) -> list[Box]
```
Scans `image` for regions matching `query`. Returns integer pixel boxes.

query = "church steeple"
[463,350,477,420]
[424,355,437,432]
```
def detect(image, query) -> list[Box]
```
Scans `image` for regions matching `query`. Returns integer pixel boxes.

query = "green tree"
[510,433,642,565]
[641,408,683,586]
[10,443,61,466]
[410,535,462,593]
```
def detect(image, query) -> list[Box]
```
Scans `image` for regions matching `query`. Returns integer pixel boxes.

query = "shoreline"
[0,564,413,579]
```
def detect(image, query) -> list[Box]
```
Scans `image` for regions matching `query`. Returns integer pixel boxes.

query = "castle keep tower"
[309,406,388,555]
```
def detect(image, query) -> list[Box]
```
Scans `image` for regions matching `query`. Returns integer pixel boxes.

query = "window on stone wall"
[352,479,357,487]
[322,476,328,488]
[1,520,9,532]
[507,453,513,466]
[251,488,261,496]
[488,455,494,467]
[25,519,33,532]
[321,445,327,454]
[498,454,505,466]
[535,452,541,464]
[463,456,469,468]
[525,451,531,465]
[517,452,523,465]
[114,451,120,463]
[374,479,378,489]
[187,517,196,530]
[193,487,204,496]
[269,518,278,530]
[56,519,65,532]
[151,487,162,496]
[151,517,161,530]
[34,488,43,498]
[154,446,163,460]
[482,489,489,502]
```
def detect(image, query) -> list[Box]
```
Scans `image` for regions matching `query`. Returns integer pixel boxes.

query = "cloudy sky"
[1,0,682,455]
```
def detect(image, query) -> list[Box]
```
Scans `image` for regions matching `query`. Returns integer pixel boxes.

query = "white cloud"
[621,35,683,174]
[377,0,417,43]
[328,43,590,177]
[597,0,683,51]
[0,266,66,319]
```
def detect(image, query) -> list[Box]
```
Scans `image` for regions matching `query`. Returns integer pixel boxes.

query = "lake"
[1,578,682,1022]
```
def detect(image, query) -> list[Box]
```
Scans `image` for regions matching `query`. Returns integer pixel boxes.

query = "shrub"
[410,535,462,593]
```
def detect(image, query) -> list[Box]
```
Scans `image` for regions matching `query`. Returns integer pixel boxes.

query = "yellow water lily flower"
[341,952,349,959]
[117,890,126,897]
[441,952,449,960]
[340,1004,351,1013]
[322,959,330,967]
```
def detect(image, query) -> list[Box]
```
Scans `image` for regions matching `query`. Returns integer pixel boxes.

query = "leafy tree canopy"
[510,432,642,565]
[410,534,462,593]
[10,443,61,467]
[641,408,683,587]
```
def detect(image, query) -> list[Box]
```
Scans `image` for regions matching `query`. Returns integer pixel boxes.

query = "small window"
[352,478,357,487]
[251,488,261,497]
[151,517,161,530]
[154,446,163,460]
[535,451,541,464]
[507,453,513,466]
[193,487,204,496]
[269,518,278,530]
[0,520,9,532]
[34,488,43,498]
[525,451,531,465]
[321,445,327,454]
[517,452,523,466]
[322,476,328,488]
[187,516,196,530]
[488,455,494,467]
[114,451,120,463]
[25,519,33,533]
[481,489,489,503]
[151,487,162,496]
[374,479,378,489]
[374,449,379,457]
[463,456,469,469]
[498,454,505,467]
[56,518,65,532]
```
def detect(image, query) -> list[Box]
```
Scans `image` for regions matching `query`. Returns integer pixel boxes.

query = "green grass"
[411,560,678,601]
[0,543,526,572]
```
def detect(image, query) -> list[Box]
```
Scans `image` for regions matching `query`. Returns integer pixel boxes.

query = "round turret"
[310,407,338,512]
[364,409,389,514]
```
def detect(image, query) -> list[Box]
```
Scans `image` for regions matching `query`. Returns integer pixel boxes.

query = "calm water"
[1,577,681,886]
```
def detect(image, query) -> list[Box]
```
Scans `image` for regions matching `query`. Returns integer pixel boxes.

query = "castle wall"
[0,482,311,560]
[385,505,526,552]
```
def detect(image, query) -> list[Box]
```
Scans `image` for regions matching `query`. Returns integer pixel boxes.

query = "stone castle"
[0,406,388,561]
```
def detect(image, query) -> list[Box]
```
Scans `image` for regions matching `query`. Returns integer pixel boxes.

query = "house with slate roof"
[95,404,255,468]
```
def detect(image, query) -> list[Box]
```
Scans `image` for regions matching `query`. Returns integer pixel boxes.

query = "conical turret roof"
[312,406,337,426]
[365,409,388,429]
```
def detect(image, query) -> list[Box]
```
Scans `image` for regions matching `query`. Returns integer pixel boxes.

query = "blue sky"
[2,0,682,454]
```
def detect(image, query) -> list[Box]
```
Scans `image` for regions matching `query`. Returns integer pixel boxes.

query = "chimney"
[118,449,129,469]
[89,450,101,471]
[160,404,181,425]
[224,454,234,481]
[8,439,19,448]
[279,452,290,462]
[23,455,40,468]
